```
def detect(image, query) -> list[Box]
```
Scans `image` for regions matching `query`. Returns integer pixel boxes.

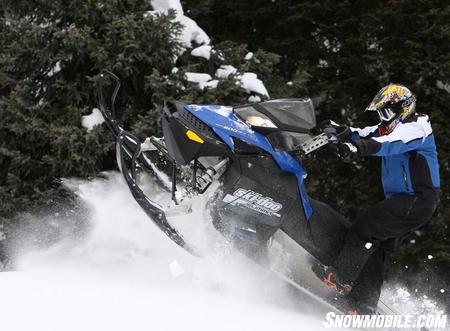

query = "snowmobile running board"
[98,70,201,256]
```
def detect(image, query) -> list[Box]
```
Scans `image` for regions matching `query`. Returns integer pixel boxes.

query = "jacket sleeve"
[348,125,380,155]
[353,118,430,156]
[353,139,382,155]
[354,136,424,156]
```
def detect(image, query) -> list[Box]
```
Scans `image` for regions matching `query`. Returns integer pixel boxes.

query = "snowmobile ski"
[98,70,201,256]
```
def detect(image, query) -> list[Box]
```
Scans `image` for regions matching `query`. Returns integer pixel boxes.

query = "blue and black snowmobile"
[98,70,396,315]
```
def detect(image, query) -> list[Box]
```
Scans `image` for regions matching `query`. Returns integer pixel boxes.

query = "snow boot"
[312,263,353,295]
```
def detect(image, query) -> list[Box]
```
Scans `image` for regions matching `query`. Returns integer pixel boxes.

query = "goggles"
[377,107,397,122]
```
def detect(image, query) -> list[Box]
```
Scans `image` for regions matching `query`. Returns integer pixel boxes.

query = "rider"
[313,84,440,314]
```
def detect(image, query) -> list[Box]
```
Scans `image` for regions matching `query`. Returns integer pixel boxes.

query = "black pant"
[334,190,439,311]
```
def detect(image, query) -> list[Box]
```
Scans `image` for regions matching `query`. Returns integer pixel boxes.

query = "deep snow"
[0,172,339,331]
[0,172,446,331]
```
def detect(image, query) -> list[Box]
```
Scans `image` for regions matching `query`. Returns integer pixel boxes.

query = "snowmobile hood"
[183,102,310,173]
[184,102,313,219]
[185,104,270,151]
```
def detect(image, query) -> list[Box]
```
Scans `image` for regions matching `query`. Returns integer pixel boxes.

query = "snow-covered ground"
[1,172,446,331]
[0,172,339,331]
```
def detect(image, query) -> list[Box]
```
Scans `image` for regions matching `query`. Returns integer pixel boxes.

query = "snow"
[238,72,269,97]
[382,285,446,318]
[436,80,450,93]
[81,108,105,131]
[0,173,336,331]
[0,223,5,241]
[151,0,210,48]
[185,72,218,89]
[47,61,61,77]
[191,45,213,60]
[215,65,237,79]
[185,72,212,83]
[318,59,329,68]
[1,173,445,331]
[202,79,219,89]
[150,1,269,97]
[150,0,269,98]
[244,52,254,60]
[177,16,210,47]
[248,95,261,103]
[151,0,184,15]
[169,260,185,277]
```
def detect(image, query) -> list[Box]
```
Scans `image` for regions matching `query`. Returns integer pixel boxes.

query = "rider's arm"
[353,117,431,156]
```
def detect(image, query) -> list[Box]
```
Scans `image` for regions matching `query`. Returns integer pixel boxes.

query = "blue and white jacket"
[350,114,440,199]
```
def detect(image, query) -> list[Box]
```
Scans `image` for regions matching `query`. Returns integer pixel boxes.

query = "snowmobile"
[97,70,397,315]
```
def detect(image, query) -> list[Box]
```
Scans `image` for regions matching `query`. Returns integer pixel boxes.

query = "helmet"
[365,84,416,123]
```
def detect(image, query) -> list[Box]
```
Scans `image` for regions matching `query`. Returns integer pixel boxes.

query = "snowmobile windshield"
[234,98,316,134]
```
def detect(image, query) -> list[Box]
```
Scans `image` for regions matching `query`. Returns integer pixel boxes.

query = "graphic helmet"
[365,84,416,123]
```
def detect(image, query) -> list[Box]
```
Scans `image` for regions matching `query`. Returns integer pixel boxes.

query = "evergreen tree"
[0,1,183,218]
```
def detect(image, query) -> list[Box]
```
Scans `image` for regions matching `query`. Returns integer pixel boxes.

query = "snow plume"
[382,284,447,322]
[0,172,336,331]
[2,174,446,330]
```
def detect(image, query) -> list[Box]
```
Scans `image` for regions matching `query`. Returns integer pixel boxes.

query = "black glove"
[321,120,352,143]
[325,126,352,142]
[329,141,358,159]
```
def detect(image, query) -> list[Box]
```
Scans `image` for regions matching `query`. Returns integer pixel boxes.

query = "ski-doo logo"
[222,188,283,218]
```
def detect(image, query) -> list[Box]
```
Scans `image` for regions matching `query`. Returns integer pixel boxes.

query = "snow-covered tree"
[0,0,281,220]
